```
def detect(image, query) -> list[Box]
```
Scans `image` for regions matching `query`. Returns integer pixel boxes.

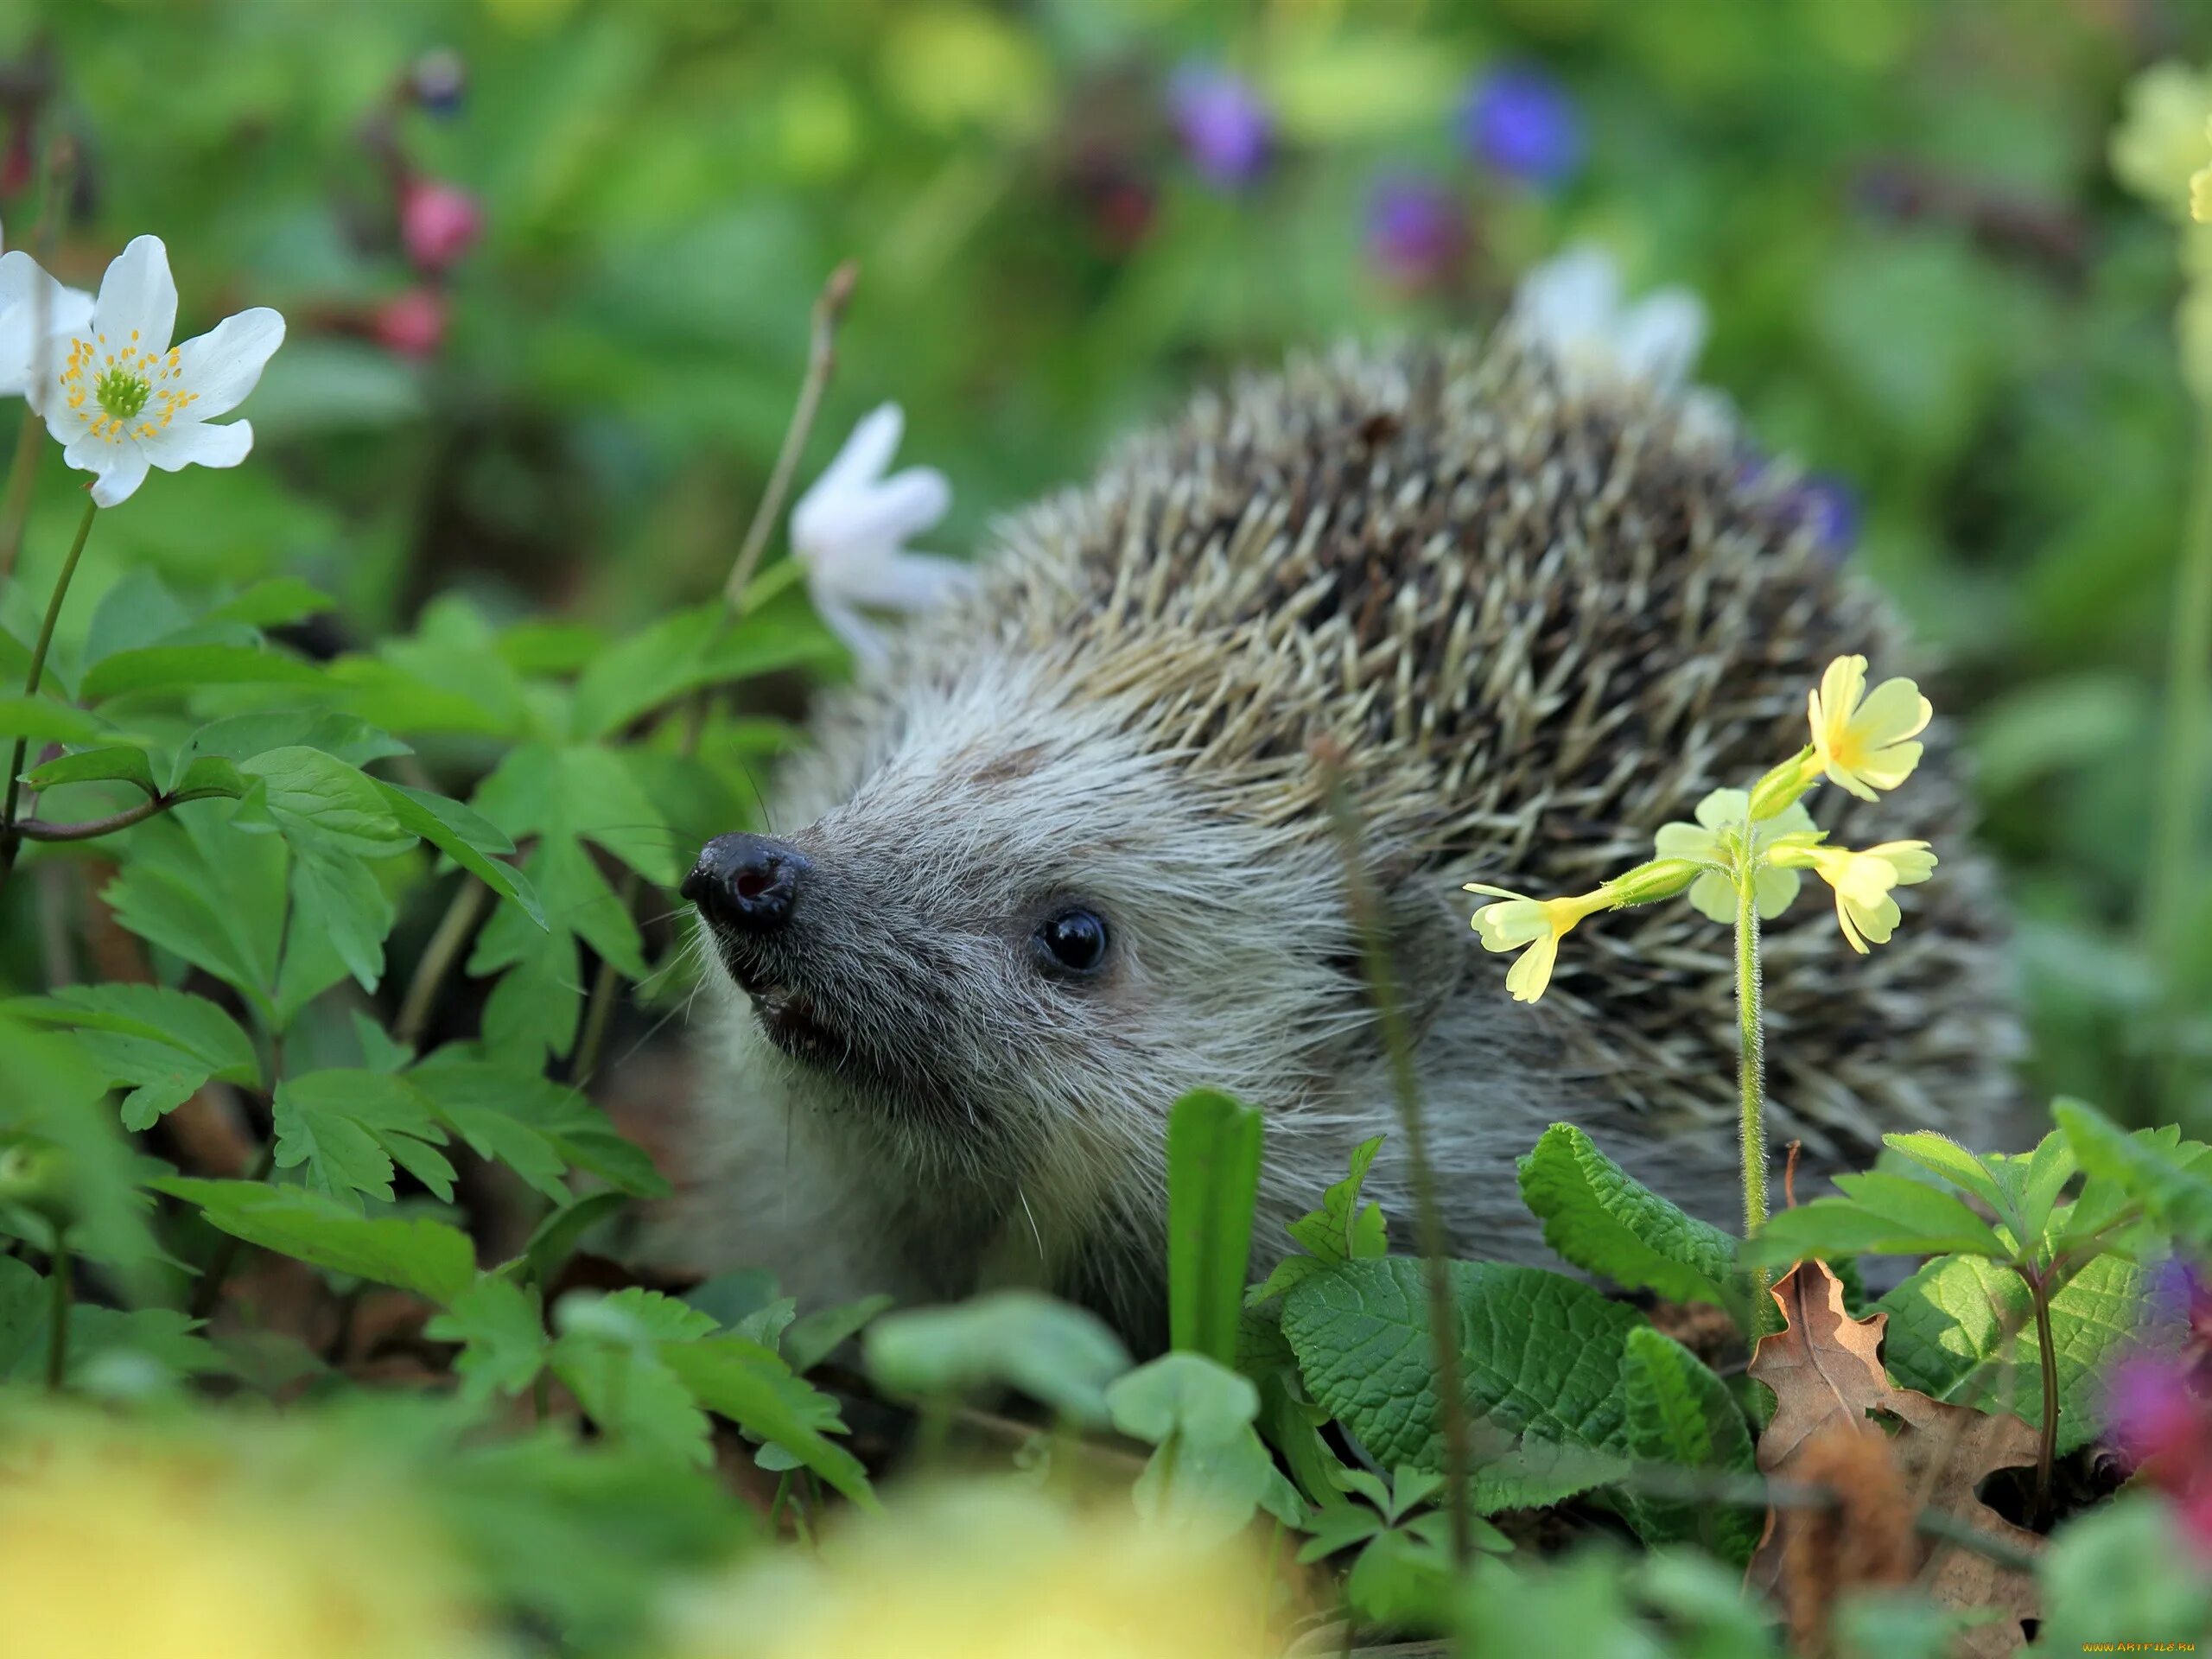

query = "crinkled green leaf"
[2056,1099,2212,1251]
[1877,1252,2168,1454]
[1618,1326,1759,1563]
[1280,1256,1645,1500]
[1516,1122,1742,1312]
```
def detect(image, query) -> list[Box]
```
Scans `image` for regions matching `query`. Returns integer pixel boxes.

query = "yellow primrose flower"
[2113,62,2212,217]
[1806,655,1932,801]
[668,1478,1291,1659]
[1652,788,1819,924]
[1464,883,1613,1003]
[1770,839,1936,954]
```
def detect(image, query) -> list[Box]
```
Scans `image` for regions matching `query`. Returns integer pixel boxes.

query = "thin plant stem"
[0,137,79,585]
[395,874,492,1048]
[569,264,857,1085]
[2143,408,2212,1106]
[0,494,100,893]
[1734,855,1769,1240]
[1318,744,1473,1567]
[45,1232,70,1390]
[2025,1267,2060,1524]
[188,1141,277,1321]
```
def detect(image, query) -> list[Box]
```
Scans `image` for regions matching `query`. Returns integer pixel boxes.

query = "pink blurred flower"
[374,288,447,359]
[399,178,482,272]
[2108,1351,2212,1556]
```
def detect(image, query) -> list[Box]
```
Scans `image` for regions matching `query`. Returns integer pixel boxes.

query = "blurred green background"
[7,0,2209,1128]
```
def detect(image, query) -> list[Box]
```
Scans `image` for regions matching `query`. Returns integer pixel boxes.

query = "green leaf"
[176,709,409,772]
[407,1058,669,1198]
[783,1294,894,1374]
[1829,1171,2011,1257]
[1883,1131,2010,1214]
[660,1336,878,1508]
[569,603,838,741]
[377,782,543,926]
[523,1190,631,1284]
[425,1274,550,1403]
[103,811,288,1020]
[1280,1257,1644,1504]
[1107,1351,1304,1538]
[0,696,100,743]
[550,1322,710,1467]
[158,1177,475,1303]
[238,746,411,857]
[286,841,397,993]
[1878,1252,2168,1455]
[1166,1088,1262,1366]
[9,983,260,1129]
[203,576,334,628]
[23,745,157,796]
[865,1290,1132,1427]
[1516,1122,1742,1312]
[1747,1172,2012,1265]
[1618,1326,1760,1563]
[80,642,323,701]
[1250,1135,1391,1308]
[2055,1099,2212,1251]
[271,1070,455,1207]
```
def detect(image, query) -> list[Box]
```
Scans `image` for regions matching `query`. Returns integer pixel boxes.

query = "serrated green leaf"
[238,746,411,857]
[2056,1099,2212,1250]
[550,1326,710,1466]
[10,983,260,1130]
[1167,1088,1262,1366]
[408,1058,668,1198]
[271,1070,454,1207]
[157,1177,475,1303]
[1516,1122,1742,1312]
[425,1274,550,1402]
[1830,1170,2010,1256]
[1280,1256,1645,1499]
[661,1336,878,1508]
[866,1290,1132,1427]
[1884,1131,2010,1214]
[103,811,287,1021]
[287,842,397,994]
[1878,1252,2168,1454]
[1618,1326,1760,1563]
[80,642,323,701]
[377,781,543,926]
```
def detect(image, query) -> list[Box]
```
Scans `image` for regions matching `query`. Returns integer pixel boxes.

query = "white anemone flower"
[28,235,284,509]
[791,403,972,668]
[1512,245,1732,439]
[0,223,92,398]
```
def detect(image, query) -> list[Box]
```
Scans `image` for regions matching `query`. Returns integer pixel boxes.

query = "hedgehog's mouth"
[742,979,845,1065]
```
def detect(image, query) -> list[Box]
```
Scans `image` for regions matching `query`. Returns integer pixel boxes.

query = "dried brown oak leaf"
[1746,1261,2044,1658]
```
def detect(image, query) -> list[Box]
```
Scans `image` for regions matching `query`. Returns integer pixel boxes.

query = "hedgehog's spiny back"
[945,334,2013,1166]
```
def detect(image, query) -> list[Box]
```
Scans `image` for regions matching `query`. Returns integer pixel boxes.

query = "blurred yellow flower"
[0,1414,490,1659]
[1806,654,1931,801]
[667,1480,1291,1659]
[1464,884,1612,1003]
[1652,788,1818,924]
[1770,839,1936,954]
[2113,61,2212,217]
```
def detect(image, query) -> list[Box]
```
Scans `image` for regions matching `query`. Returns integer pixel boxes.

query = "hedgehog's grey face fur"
[664,336,2018,1349]
[687,652,1393,1334]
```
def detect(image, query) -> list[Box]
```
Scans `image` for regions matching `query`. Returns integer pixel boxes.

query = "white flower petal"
[61,433,151,507]
[173,308,285,419]
[1611,289,1707,390]
[792,403,906,545]
[1515,246,1621,353]
[92,236,178,357]
[832,550,975,613]
[808,584,887,668]
[798,466,950,563]
[139,417,252,474]
[0,251,92,397]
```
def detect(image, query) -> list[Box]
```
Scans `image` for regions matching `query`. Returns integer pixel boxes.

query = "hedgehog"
[664,329,2018,1348]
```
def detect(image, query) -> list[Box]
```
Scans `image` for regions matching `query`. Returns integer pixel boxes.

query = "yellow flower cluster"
[1465,655,1939,999]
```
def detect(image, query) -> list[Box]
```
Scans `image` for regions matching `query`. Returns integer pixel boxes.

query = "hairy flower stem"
[0,496,101,896]
[1319,747,1473,1567]
[2143,410,2212,1108]
[1733,856,1769,1244]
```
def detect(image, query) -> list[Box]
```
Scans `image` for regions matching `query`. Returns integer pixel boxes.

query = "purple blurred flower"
[1789,474,1860,552]
[2110,1354,2205,1466]
[1365,174,1465,290]
[1166,63,1274,190]
[410,48,467,118]
[1456,64,1582,189]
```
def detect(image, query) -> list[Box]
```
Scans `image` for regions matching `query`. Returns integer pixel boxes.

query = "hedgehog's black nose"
[683,833,809,932]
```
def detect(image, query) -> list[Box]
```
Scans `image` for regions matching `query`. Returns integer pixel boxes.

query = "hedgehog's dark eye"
[1035,907,1109,976]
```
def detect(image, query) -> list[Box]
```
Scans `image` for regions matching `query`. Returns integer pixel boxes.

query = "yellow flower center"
[59,333,197,443]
